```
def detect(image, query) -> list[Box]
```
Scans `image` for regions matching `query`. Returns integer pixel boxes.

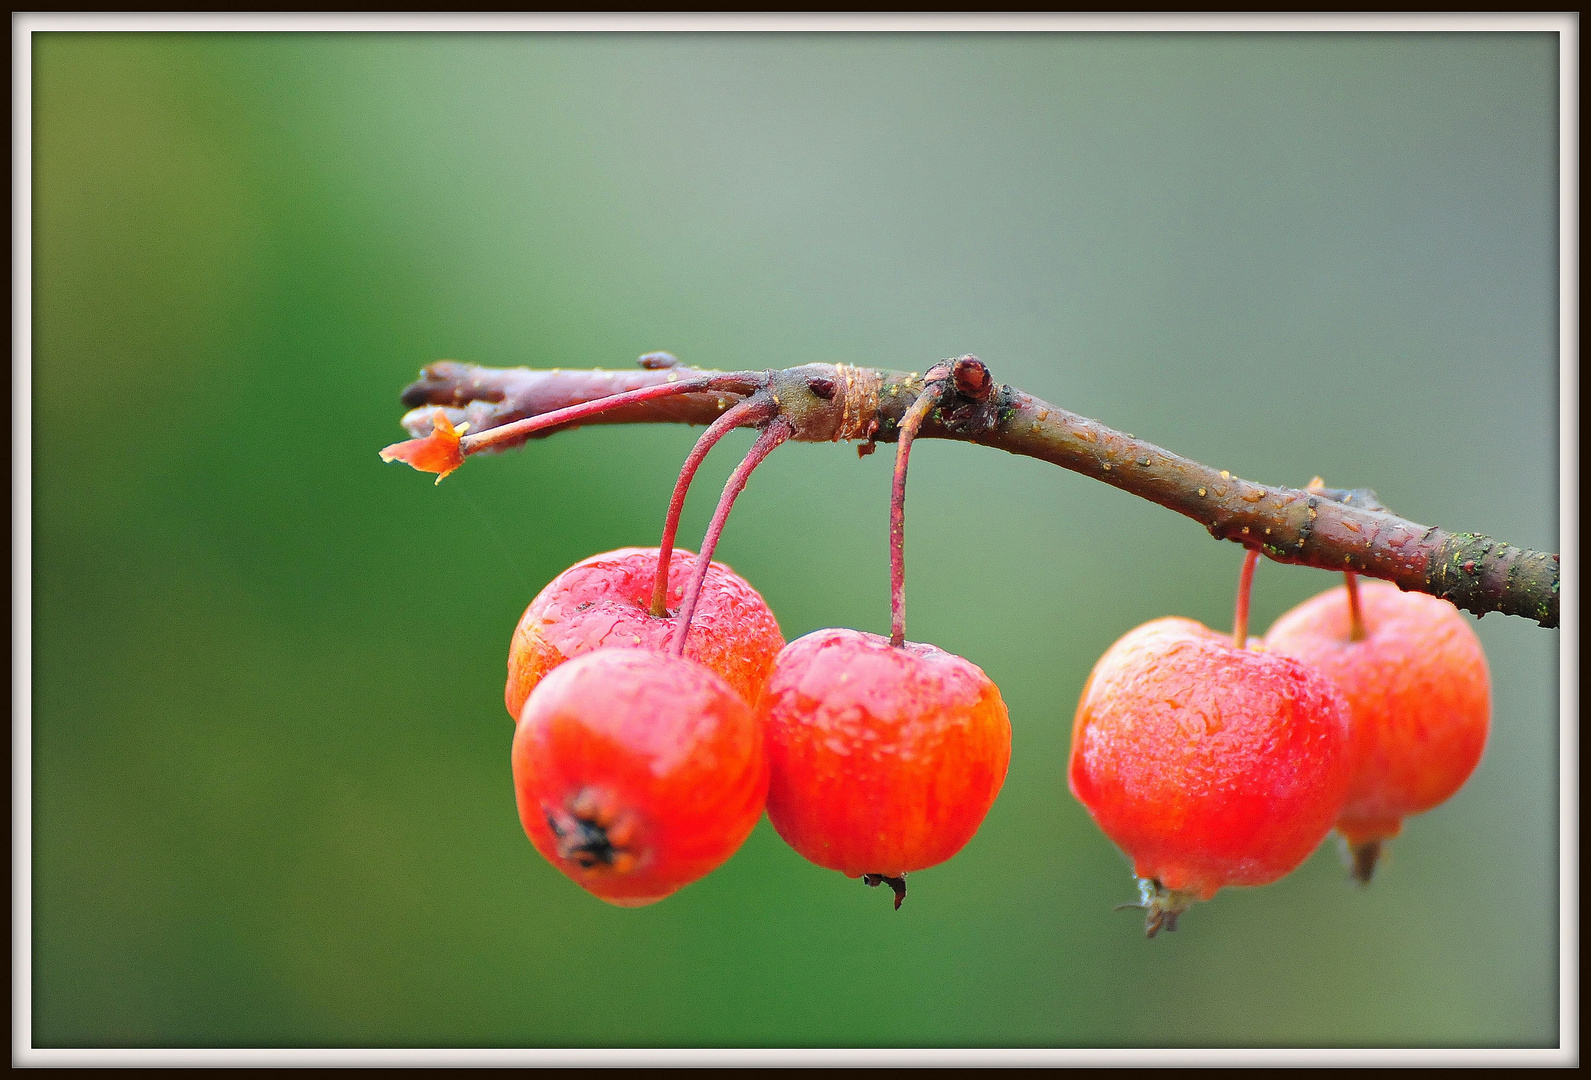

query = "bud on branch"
[390,357,1560,628]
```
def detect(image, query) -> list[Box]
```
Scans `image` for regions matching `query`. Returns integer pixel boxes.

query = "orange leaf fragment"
[379,410,466,483]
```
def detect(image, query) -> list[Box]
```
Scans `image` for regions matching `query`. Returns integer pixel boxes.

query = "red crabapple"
[1069,612,1353,935]
[512,648,769,906]
[761,627,1012,909]
[1263,577,1491,882]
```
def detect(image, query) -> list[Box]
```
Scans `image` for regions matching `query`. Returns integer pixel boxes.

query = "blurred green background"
[31,31,1560,1048]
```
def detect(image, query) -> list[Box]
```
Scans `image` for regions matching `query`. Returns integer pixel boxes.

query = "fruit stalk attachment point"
[1306,478,1371,645]
[889,363,955,648]
[1343,572,1368,643]
[1232,547,1261,648]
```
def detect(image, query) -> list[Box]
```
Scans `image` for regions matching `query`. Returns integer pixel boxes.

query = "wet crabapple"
[761,628,1012,909]
[505,547,784,722]
[755,357,1012,909]
[512,647,769,907]
[1263,576,1491,883]
[1068,553,1354,935]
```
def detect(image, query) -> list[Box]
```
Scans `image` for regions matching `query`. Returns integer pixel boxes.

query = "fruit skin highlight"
[505,547,784,721]
[761,628,1012,896]
[1069,617,1353,911]
[512,648,769,907]
[1263,580,1491,870]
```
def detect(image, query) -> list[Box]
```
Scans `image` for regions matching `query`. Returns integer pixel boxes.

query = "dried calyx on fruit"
[1069,550,1354,936]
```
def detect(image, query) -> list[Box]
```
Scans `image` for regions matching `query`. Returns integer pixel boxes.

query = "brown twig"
[393,357,1561,628]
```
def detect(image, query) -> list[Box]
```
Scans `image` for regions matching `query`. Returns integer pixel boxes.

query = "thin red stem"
[1344,571,1368,642]
[1233,548,1260,649]
[671,418,795,657]
[458,376,731,457]
[889,379,949,648]
[649,396,776,617]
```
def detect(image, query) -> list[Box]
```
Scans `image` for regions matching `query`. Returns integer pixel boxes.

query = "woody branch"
[393,357,1561,629]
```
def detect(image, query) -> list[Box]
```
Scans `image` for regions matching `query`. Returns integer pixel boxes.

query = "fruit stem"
[457,374,752,458]
[889,368,953,648]
[650,395,778,617]
[671,417,795,657]
[1232,547,1260,649]
[1343,571,1368,642]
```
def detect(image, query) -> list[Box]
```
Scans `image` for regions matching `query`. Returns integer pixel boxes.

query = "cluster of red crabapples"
[1070,485,1491,935]
[383,355,1490,932]
[386,354,1011,909]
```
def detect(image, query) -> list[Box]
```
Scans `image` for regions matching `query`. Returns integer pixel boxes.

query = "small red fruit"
[505,547,784,721]
[1262,578,1491,881]
[512,648,769,907]
[761,628,1012,908]
[1069,616,1353,933]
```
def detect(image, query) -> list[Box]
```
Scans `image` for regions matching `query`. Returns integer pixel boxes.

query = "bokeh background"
[31,31,1562,1048]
